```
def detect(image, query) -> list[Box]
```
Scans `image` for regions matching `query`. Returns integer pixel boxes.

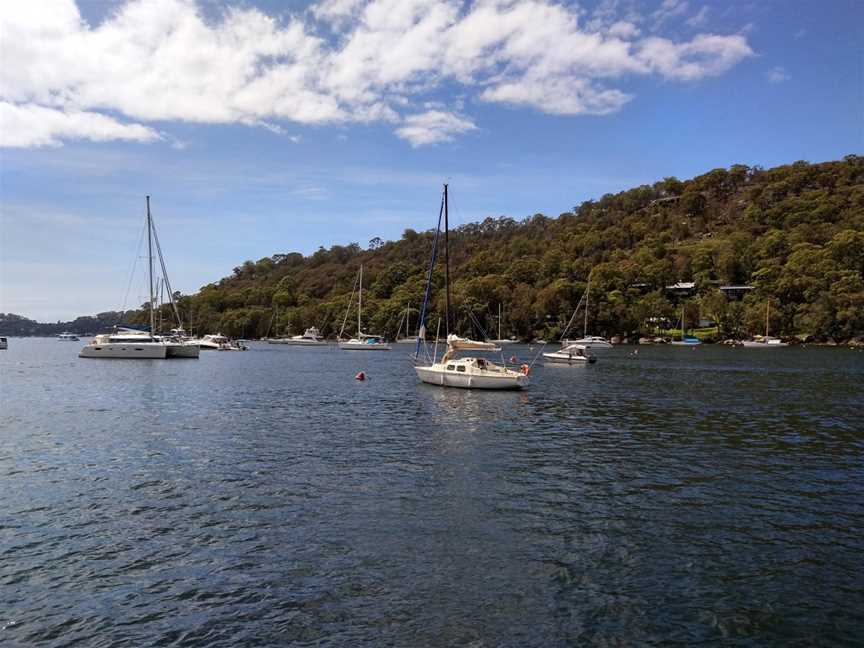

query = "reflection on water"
[1,339,863,646]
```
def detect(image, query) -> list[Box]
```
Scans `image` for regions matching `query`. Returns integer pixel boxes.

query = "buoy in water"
[355,371,365,381]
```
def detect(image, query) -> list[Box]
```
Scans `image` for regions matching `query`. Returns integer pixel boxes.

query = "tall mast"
[499,302,502,340]
[766,301,770,337]
[583,273,591,338]
[443,183,451,337]
[358,264,363,336]
[146,196,156,335]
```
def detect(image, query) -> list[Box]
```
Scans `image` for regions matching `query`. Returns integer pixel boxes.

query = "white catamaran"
[338,265,390,350]
[413,184,529,390]
[80,196,199,359]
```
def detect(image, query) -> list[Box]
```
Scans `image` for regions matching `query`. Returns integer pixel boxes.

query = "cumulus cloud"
[0,102,160,148]
[395,110,476,146]
[0,0,755,148]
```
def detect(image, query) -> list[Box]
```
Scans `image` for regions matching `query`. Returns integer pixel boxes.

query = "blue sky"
[0,0,861,321]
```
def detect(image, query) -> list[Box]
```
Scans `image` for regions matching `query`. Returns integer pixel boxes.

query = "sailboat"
[489,303,516,345]
[670,306,701,346]
[544,281,597,364]
[338,265,390,350]
[394,303,417,344]
[413,184,529,390]
[81,197,199,359]
[742,302,788,347]
[562,273,613,349]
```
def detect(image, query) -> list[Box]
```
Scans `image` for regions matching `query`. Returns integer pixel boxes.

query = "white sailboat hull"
[269,338,327,346]
[79,342,168,359]
[339,340,391,350]
[415,363,528,390]
[741,340,788,348]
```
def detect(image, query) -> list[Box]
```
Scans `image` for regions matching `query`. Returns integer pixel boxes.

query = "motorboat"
[0,337,7,350]
[337,265,390,350]
[412,185,528,390]
[415,335,529,390]
[58,331,79,341]
[195,333,229,350]
[217,339,249,351]
[268,327,327,346]
[543,343,596,364]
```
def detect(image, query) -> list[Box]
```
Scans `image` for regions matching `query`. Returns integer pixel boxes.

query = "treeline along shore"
[4,156,863,344]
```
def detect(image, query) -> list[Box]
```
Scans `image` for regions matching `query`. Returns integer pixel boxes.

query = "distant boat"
[413,184,528,390]
[80,197,198,359]
[58,332,79,341]
[194,333,230,350]
[268,327,327,346]
[670,306,702,346]
[394,303,417,344]
[489,303,517,345]
[338,265,390,350]
[561,273,613,349]
[741,302,788,347]
[0,336,7,350]
[543,343,596,364]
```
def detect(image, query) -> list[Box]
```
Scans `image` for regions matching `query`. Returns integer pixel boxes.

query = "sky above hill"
[1,0,861,321]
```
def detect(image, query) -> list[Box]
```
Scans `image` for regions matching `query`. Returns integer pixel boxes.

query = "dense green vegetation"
[0,311,131,337]
[5,157,862,342]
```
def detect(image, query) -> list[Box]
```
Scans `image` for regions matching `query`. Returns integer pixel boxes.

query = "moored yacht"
[80,196,198,360]
[338,265,390,350]
[268,327,327,346]
[562,335,613,349]
[741,303,788,347]
[415,335,528,389]
[58,331,79,341]
[195,333,229,350]
[0,337,7,350]
[80,329,168,359]
[412,184,528,390]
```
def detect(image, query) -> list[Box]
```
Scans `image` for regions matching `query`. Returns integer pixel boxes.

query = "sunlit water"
[2,339,863,646]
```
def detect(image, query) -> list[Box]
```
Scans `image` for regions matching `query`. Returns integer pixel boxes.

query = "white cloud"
[0,0,755,148]
[766,66,790,83]
[0,101,160,148]
[395,110,476,146]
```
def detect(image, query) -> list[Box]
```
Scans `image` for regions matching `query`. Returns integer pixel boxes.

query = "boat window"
[456,366,466,372]
[446,365,455,371]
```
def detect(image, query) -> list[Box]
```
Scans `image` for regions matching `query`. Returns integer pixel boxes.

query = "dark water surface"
[2,339,863,646]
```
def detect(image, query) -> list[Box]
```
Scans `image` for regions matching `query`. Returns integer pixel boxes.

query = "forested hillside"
[6,156,863,342]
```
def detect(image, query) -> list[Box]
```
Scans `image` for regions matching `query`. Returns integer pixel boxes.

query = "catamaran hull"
[79,343,167,359]
[414,366,528,390]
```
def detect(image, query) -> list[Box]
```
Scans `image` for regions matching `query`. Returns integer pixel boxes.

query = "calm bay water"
[2,339,863,646]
